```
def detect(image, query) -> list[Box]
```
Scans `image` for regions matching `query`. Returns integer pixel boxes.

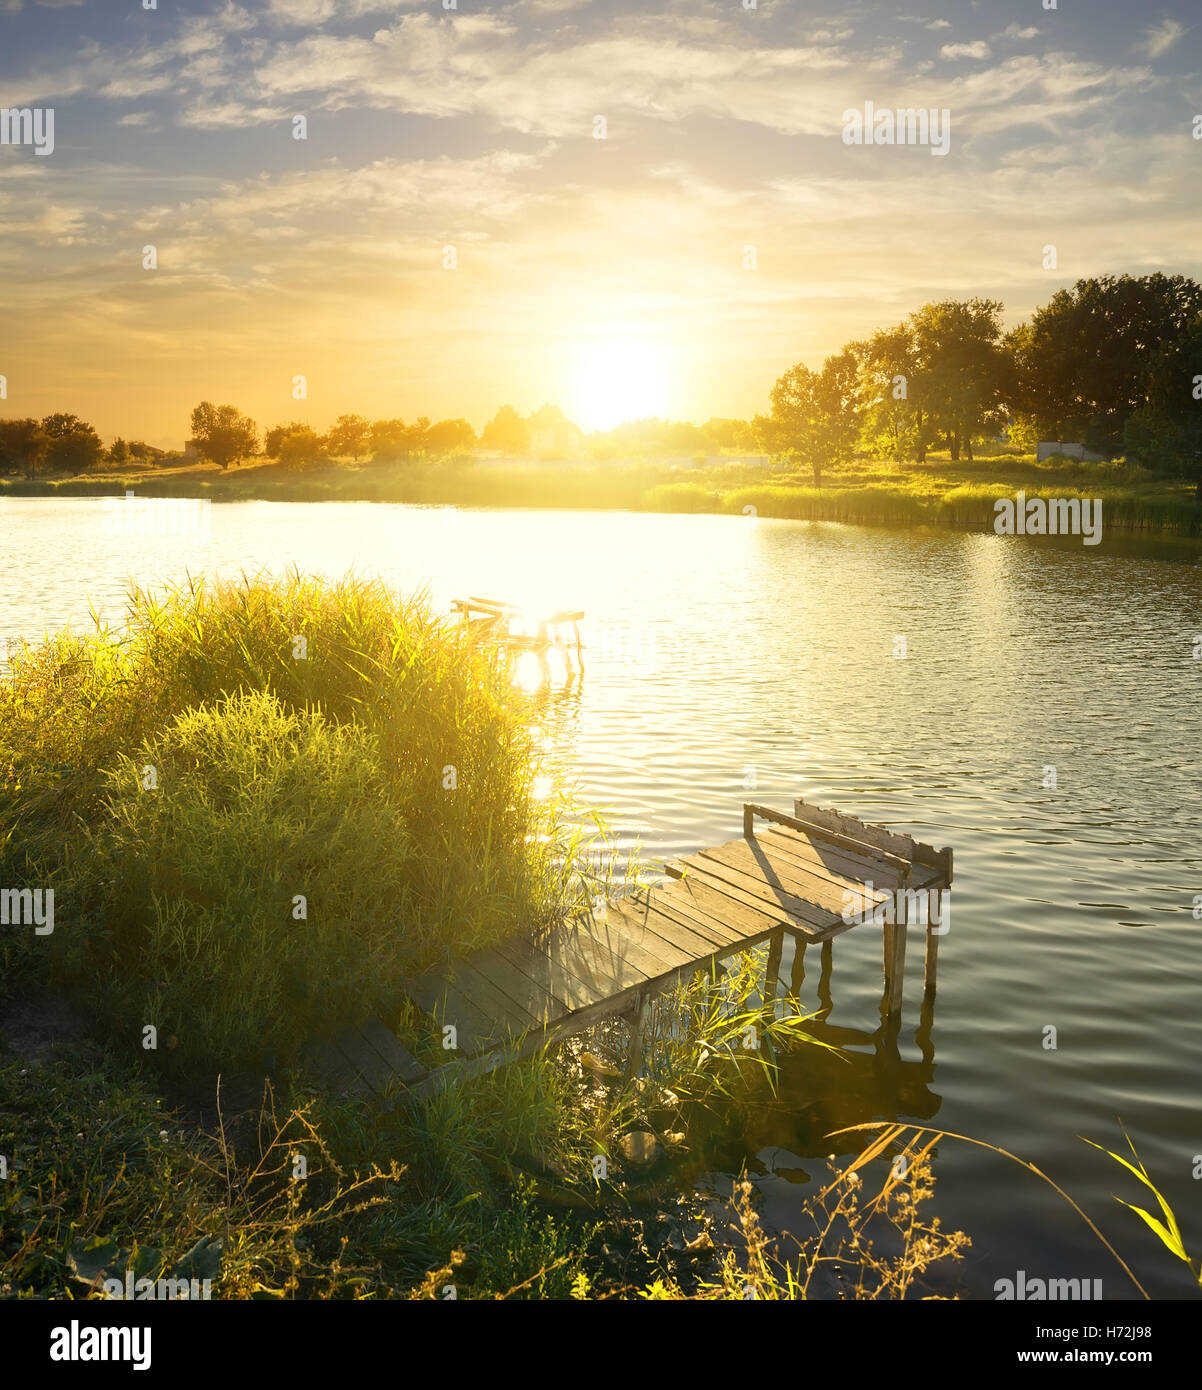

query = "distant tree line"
[4,274,1199,485]
[0,414,164,477]
[757,274,1202,488]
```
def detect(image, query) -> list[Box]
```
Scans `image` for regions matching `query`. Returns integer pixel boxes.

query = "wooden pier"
[303,800,953,1103]
[452,595,585,665]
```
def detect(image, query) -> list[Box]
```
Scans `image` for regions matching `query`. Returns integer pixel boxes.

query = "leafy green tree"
[853,324,934,463]
[108,438,130,464]
[326,414,371,459]
[278,426,328,469]
[0,417,49,477]
[265,421,309,457]
[908,298,1007,461]
[1009,274,1202,454]
[190,401,259,469]
[40,413,104,473]
[423,418,477,456]
[1123,316,1202,495]
[758,352,859,487]
[480,405,530,454]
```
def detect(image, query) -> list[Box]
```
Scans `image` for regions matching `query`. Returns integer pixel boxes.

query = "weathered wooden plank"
[790,798,917,863]
[453,956,561,1034]
[608,892,733,963]
[701,837,884,920]
[303,1037,373,1100]
[580,911,689,984]
[654,879,775,946]
[492,936,611,1013]
[404,975,501,1056]
[672,851,844,936]
[406,987,644,1100]
[759,825,945,895]
[590,903,695,977]
[451,958,547,1036]
[661,850,839,939]
[359,1017,428,1087]
[334,1027,395,1097]
[754,825,907,892]
[470,942,573,1019]
[556,914,658,994]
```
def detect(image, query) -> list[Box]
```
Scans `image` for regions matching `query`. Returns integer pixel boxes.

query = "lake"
[3,494,1200,1298]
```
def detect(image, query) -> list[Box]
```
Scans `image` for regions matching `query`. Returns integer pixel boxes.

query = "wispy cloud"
[940,41,989,61]
[1136,19,1185,60]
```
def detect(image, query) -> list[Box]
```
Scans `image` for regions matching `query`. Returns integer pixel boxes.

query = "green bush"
[0,573,569,1073]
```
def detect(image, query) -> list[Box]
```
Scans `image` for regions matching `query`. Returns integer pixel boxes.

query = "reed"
[0,572,576,1074]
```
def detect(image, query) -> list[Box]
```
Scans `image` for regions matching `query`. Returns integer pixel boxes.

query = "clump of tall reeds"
[0,572,575,1073]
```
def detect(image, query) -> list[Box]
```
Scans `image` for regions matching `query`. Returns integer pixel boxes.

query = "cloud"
[1136,19,1185,60]
[940,41,990,61]
[0,0,85,12]
[999,25,1039,41]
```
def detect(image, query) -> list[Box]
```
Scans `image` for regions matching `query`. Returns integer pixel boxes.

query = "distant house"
[1037,441,1107,463]
[527,405,584,456]
[183,439,202,462]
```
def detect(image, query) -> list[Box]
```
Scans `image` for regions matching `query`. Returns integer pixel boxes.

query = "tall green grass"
[0,572,572,1074]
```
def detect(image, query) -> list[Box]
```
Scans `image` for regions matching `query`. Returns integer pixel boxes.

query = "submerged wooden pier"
[304,800,953,1103]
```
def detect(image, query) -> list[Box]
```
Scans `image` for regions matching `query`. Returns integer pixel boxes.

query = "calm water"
[3,495,1200,1298]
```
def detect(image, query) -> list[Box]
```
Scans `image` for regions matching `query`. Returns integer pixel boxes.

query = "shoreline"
[3,456,1200,545]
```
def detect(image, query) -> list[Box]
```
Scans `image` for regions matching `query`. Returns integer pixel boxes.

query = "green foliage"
[1009,274,1202,454]
[40,414,104,473]
[0,1054,402,1299]
[0,573,569,1074]
[190,400,258,469]
[1082,1130,1201,1287]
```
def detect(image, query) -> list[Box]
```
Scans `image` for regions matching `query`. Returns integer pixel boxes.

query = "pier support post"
[624,991,649,1083]
[923,920,940,1000]
[881,903,908,1028]
[788,940,807,1005]
[761,926,784,1064]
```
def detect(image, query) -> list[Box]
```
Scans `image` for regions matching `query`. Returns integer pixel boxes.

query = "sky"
[0,0,1199,445]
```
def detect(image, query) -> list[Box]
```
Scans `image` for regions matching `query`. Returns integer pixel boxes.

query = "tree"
[277,427,327,470]
[758,352,860,487]
[265,422,328,468]
[1009,274,1202,455]
[907,298,1007,461]
[423,418,477,456]
[0,417,49,478]
[109,438,130,464]
[1122,315,1202,495]
[40,413,104,473]
[190,401,258,469]
[854,324,933,463]
[326,414,371,459]
[480,405,530,454]
[265,421,309,457]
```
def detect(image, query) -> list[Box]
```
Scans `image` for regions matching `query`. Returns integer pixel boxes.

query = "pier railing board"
[302,799,954,1102]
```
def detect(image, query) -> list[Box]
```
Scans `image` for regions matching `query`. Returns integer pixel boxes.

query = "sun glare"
[568,338,673,432]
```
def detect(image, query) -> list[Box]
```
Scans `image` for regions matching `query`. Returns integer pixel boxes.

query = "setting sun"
[567,338,674,432]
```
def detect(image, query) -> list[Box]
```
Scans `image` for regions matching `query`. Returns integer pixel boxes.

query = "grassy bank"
[0,573,577,1078]
[4,448,1199,537]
